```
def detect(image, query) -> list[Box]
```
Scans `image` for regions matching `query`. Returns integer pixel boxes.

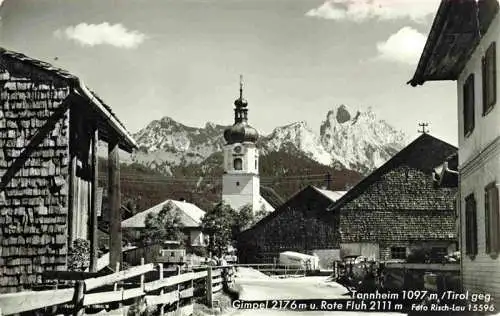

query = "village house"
[0,48,137,293]
[409,0,500,302]
[331,134,458,261]
[237,134,458,266]
[236,185,347,268]
[121,199,207,248]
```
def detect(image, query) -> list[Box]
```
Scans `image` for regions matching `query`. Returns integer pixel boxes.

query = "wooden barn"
[236,185,346,267]
[332,133,458,261]
[0,48,137,293]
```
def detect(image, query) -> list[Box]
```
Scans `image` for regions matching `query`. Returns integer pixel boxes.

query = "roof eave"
[408,0,453,87]
[75,80,138,153]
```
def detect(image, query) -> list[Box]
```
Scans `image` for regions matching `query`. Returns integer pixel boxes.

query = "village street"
[227,268,405,316]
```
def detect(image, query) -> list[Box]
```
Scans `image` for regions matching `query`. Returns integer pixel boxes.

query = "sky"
[0,0,458,145]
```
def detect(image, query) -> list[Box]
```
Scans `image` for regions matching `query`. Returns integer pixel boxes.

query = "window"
[233,158,242,170]
[390,247,407,259]
[465,194,478,258]
[482,42,497,115]
[463,74,475,137]
[485,182,500,257]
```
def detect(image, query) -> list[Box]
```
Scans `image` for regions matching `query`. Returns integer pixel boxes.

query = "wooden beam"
[42,270,111,281]
[144,272,197,293]
[83,288,144,306]
[84,263,155,291]
[68,154,77,245]
[0,289,74,315]
[108,137,121,271]
[145,291,179,306]
[90,127,99,272]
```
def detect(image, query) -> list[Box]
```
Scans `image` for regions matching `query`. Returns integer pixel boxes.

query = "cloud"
[54,22,146,48]
[305,0,439,24]
[375,26,426,65]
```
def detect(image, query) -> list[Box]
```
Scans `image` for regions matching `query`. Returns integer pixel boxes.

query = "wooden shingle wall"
[339,165,457,254]
[0,67,71,293]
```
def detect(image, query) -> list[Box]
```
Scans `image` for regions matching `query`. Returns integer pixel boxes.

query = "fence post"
[176,265,181,312]
[206,266,213,308]
[73,281,85,316]
[140,257,145,290]
[159,263,164,316]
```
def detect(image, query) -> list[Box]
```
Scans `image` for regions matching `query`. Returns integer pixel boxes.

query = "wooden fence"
[0,262,234,316]
[234,263,307,276]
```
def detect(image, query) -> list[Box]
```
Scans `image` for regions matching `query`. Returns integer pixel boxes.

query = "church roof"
[260,185,286,209]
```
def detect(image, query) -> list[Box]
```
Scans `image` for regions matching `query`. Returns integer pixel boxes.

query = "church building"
[222,77,276,214]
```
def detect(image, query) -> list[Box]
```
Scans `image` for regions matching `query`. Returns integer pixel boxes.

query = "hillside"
[98,151,363,213]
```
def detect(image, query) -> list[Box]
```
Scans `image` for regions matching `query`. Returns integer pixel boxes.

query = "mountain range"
[129,104,409,176]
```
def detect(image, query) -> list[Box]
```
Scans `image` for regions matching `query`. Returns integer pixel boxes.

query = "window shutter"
[463,74,475,136]
[483,56,488,115]
[485,188,491,254]
[488,42,497,108]
[492,185,500,254]
[473,197,478,256]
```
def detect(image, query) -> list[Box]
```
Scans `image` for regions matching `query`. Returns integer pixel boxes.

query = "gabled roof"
[408,0,499,86]
[314,187,347,202]
[239,185,345,236]
[0,47,137,152]
[328,133,457,211]
[122,199,205,228]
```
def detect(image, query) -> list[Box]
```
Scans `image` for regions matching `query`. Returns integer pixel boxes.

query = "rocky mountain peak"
[129,106,409,175]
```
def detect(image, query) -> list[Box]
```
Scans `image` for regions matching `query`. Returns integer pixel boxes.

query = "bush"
[68,239,90,272]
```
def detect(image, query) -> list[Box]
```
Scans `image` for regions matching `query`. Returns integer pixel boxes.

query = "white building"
[122,199,206,247]
[409,0,500,302]
[222,76,275,214]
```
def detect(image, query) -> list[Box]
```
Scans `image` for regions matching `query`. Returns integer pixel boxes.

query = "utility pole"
[418,122,430,134]
[325,172,332,190]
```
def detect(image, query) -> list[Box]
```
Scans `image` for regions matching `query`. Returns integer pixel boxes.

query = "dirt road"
[228,268,404,316]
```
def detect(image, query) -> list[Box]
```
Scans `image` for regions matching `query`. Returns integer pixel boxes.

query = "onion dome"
[224,122,259,144]
[223,75,259,144]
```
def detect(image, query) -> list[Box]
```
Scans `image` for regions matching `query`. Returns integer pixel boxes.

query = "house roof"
[314,187,347,201]
[0,47,137,152]
[340,210,457,242]
[408,0,499,86]
[121,199,205,228]
[239,185,345,236]
[260,185,286,209]
[328,133,457,211]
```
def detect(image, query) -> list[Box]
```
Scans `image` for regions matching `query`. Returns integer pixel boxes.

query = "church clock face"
[233,145,242,154]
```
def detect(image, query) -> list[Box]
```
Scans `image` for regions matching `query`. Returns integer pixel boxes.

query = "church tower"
[222,76,261,214]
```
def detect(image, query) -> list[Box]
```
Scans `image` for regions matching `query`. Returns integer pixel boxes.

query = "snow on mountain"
[320,105,409,173]
[131,117,227,174]
[129,107,409,175]
[259,121,335,166]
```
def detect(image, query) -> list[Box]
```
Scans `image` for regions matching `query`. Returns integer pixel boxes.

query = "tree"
[254,204,271,223]
[201,202,236,257]
[141,202,185,246]
[234,204,254,233]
